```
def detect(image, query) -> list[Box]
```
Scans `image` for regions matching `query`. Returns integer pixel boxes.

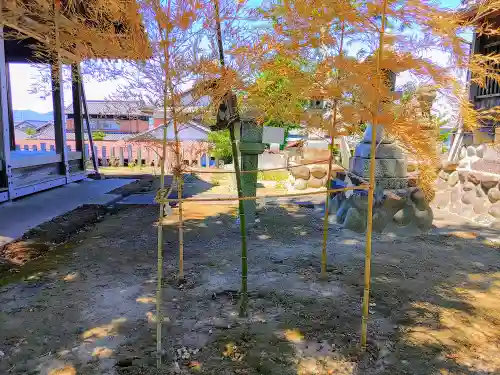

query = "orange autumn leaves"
[238,0,497,170]
[2,0,150,62]
[3,0,498,148]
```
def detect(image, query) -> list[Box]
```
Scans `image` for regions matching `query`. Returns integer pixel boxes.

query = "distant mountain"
[14,110,53,123]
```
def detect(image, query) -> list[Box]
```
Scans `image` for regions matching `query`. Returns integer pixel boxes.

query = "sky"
[10,0,464,115]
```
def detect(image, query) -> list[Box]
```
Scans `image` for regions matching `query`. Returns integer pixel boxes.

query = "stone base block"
[329,186,433,234]
[354,143,405,159]
[350,157,408,178]
[349,175,409,189]
[375,177,409,189]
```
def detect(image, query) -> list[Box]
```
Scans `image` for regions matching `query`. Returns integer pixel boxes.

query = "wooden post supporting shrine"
[0,26,13,201]
[119,147,124,166]
[71,64,85,171]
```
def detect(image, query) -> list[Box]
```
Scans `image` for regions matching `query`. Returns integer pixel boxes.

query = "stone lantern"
[215,93,283,224]
[327,65,434,234]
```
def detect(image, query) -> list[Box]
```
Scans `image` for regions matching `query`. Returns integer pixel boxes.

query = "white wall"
[166,123,208,141]
[258,152,287,170]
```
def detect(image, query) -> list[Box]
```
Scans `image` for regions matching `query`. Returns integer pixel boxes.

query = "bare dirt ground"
[1,176,500,375]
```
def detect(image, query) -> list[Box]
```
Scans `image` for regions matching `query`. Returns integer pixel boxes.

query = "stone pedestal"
[350,125,408,189]
[327,125,434,234]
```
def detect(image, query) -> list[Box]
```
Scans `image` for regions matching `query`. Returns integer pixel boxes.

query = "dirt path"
[0,198,500,374]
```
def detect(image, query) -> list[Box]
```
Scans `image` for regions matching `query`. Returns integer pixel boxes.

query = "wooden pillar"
[71,64,84,171]
[51,63,69,180]
[119,147,124,166]
[102,146,108,166]
[5,63,14,151]
[127,145,133,164]
[137,147,142,166]
[0,27,13,199]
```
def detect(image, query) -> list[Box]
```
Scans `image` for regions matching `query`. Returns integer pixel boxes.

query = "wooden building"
[0,0,149,203]
[448,4,500,160]
[462,5,500,140]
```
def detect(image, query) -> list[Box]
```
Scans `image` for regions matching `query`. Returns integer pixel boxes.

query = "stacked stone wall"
[288,165,331,190]
[432,145,500,229]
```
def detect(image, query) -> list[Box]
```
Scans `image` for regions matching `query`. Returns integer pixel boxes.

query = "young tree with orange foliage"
[234,0,499,348]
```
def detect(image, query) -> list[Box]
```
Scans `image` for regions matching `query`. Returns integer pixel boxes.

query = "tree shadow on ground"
[1,203,499,375]
[153,205,500,375]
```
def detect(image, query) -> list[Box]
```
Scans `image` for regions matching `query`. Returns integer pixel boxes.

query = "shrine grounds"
[1,173,500,375]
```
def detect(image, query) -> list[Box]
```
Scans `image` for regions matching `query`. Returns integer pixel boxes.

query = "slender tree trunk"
[213,0,249,317]
[230,125,249,316]
[155,123,167,368]
[361,0,388,351]
[321,21,345,279]
[171,105,185,281]
[153,0,173,367]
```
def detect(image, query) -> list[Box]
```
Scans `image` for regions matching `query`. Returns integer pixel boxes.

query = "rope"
[183,159,335,175]
[155,184,369,203]
[183,157,370,184]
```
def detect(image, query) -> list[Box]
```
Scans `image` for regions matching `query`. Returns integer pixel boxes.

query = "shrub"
[92,131,106,141]
[210,175,221,186]
[109,157,120,167]
[257,170,289,182]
